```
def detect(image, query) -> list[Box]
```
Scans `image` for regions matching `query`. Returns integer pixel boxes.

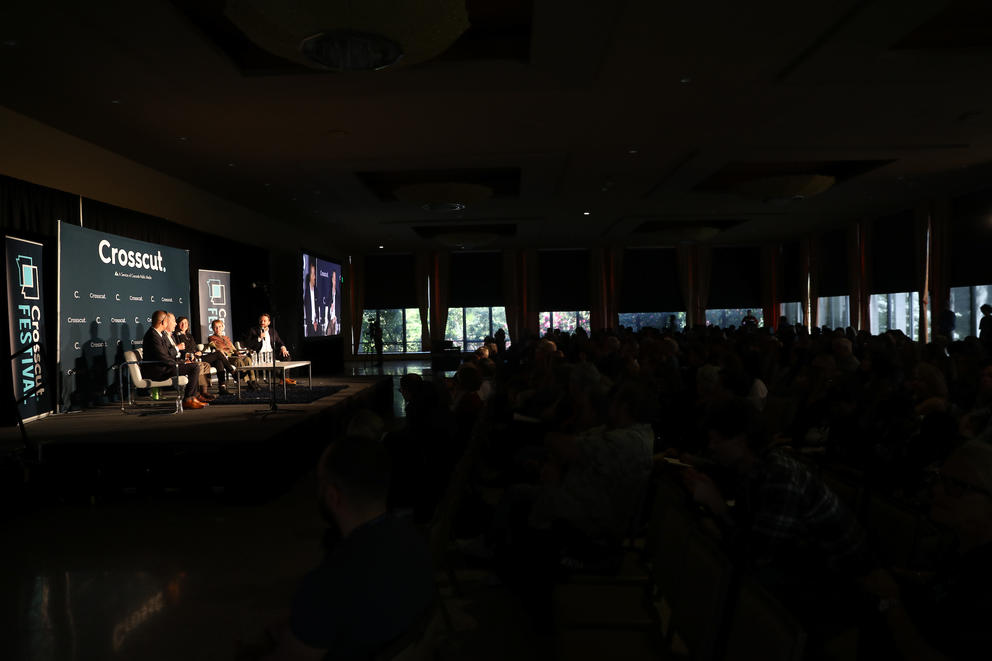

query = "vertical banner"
[6,236,53,422]
[58,222,190,407]
[198,269,232,341]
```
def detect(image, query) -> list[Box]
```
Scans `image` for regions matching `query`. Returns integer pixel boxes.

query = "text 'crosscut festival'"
[98,239,166,272]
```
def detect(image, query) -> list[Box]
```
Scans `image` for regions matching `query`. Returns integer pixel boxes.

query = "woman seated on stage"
[175,316,236,396]
[207,318,258,391]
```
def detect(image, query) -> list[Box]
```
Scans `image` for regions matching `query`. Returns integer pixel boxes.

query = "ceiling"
[3,0,992,254]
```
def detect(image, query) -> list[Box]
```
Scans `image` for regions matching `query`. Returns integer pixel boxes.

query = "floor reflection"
[18,571,185,660]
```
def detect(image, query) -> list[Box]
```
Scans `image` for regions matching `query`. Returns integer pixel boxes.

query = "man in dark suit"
[141,309,206,409]
[246,312,295,384]
[303,262,323,337]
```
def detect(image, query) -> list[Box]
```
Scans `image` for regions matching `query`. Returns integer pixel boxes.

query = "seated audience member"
[451,363,484,441]
[346,409,385,442]
[397,373,423,413]
[208,318,257,390]
[141,310,205,409]
[528,377,657,542]
[683,397,869,636]
[165,312,214,402]
[863,440,992,660]
[494,327,507,356]
[980,303,992,344]
[175,315,236,396]
[247,312,295,385]
[255,438,434,661]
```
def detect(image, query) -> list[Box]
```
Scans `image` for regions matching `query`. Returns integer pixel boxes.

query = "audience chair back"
[866,493,921,568]
[725,575,806,661]
[668,526,735,661]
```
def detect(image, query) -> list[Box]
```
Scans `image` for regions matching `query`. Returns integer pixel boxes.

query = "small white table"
[233,360,312,401]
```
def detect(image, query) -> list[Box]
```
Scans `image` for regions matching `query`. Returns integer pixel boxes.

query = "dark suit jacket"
[303,284,322,336]
[246,326,286,354]
[141,326,178,381]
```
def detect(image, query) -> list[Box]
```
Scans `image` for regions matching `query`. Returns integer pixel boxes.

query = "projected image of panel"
[302,253,342,337]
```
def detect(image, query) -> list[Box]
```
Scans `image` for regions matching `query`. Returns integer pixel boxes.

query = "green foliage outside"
[618,311,686,332]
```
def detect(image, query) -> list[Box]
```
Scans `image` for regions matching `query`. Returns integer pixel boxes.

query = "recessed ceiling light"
[422,202,466,212]
[227,162,235,167]
[110,99,121,104]
[378,245,384,249]
[177,136,188,142]
[583,211,591,216]
[680,75,692,84]
[628,149,638,155]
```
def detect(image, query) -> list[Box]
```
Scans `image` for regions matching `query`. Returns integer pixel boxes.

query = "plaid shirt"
[735,449,867,574]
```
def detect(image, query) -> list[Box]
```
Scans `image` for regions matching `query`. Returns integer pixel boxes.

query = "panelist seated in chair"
[141,310,207,410]
[246,312,295,385]
[208,318,257,391]
[174,315,236,396]
[165,313,214,402]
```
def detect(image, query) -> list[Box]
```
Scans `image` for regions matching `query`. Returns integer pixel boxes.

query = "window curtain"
[761,244,779,330]
[347,255,365,356]
[913,203,931,342]
[928,198,951,339]
[428,251,450,350]
[502,248,539,341]
[677,244,712,326]
[590,246,622,330]
[847,221,870,331]
[537,250,591,313]
[803,237,818,328]
[415,251,431,350]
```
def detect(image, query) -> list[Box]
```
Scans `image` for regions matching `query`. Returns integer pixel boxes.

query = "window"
[539,310,591,335]
[618,312,686,332]
[445,306,511,352]
[779,301,804,326]
[950,284,992,340]
[705,308,763,328]
[817,296,850,330]
[358,308,423,353]
[869,292,923,340]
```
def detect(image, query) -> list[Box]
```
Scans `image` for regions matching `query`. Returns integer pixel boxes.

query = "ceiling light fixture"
[378,245,384,249]
[628,149,638,155]
[680,75,692,84]
[224,0,469,72]
[583,211,591,216]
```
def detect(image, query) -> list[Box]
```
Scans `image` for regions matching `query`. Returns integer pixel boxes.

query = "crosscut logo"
[111,317,126,324]
[98,239,166,272]
[67,317,87,324]
[89,293,106,300]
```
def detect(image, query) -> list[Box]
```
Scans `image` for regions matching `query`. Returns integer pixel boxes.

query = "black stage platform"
[0,375,393,499]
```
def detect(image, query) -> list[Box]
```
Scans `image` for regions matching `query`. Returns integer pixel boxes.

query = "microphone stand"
[254,337,303,418]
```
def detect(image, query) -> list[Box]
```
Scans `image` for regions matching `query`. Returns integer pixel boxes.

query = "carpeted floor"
[208,384,347,405]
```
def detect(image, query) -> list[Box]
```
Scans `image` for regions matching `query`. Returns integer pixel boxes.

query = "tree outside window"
[445,306,511,352]
[705,308,763,328]
[618,312,686,331]
[539,311,591,335]
[358,308,423,354]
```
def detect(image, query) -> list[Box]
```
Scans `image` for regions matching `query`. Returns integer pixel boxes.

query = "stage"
[0,375,393,499]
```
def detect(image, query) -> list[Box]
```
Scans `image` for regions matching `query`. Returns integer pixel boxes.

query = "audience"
[246,438,433,661]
